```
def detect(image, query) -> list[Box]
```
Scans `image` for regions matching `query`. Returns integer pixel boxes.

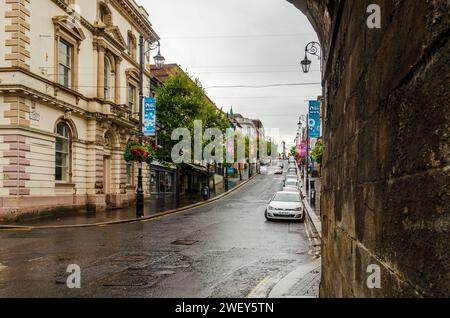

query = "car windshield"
[273,193,300,202]
[285,182,297,187]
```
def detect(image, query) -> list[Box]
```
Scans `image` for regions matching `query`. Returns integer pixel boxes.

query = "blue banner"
[144,97,156,137]
[308,100,321,138]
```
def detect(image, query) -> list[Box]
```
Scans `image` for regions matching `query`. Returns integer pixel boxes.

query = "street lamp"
[301,41,321,74]
[153,44,165,69]
[301,56,312,74]
[136,36,165,217]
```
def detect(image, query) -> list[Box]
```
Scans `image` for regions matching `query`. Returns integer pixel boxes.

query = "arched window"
[55,122,71,182]
[104,56,112,100]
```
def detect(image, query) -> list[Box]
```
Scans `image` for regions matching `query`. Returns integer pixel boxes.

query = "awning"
[150,160,176,171]
[185,164,208,174]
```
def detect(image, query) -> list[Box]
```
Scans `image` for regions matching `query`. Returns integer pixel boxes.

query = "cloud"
[142,0,322,140]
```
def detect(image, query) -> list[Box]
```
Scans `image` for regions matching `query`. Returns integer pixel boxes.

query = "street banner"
[309,100,321,138]
[144,97,156,137]
[300,140,307,157]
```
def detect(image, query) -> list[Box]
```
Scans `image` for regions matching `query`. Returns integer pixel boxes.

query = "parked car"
[283,179,300,192]
[285,172,297,180]
[274,167,283,175]
[287,168,297,174]
[265,191,304,222]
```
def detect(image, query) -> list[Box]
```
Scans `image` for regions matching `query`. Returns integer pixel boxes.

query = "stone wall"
[288,0,449,297]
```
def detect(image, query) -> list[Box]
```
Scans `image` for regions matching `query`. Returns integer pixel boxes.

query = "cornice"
[0,67,87,102]
[0,84,137,129]
[110,0,159,41]
[0,84,89,119]
[50,0,158,41]
[50,0,96,33]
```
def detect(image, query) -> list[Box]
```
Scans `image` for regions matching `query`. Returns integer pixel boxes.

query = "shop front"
[150,162,177,197]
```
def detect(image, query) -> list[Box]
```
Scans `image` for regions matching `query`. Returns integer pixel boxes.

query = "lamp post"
[301,41,321,74]
[136,35,165,217]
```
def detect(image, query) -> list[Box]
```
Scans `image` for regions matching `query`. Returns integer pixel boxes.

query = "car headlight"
[268,206,274,211]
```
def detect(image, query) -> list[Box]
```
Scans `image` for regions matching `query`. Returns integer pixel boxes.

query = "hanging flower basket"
[124,139,156,165]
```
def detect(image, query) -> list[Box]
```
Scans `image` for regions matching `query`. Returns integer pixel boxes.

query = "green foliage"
[267,141,278,157]
[155,72,229,164]
[311,139,324,164]
[290,146,297,157]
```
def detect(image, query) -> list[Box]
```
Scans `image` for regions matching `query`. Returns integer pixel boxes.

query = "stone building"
[0,0,161,219]
[289,0,449,297]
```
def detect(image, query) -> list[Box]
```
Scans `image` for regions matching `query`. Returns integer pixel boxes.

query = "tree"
[154,72,229,164]
[267,141,278,157]
[310,139,324,165]
[290,146,297,158]
[152,72,232,203]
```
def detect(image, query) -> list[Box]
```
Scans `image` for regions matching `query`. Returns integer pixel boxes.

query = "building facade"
[0,0,160,219]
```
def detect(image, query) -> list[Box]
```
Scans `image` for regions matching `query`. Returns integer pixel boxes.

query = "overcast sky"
[142,0,322,149]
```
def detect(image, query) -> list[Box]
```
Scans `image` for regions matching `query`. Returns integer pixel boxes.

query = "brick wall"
[289,0,449,297]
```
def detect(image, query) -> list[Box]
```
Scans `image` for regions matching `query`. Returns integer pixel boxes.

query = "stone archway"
[285,0,450,297]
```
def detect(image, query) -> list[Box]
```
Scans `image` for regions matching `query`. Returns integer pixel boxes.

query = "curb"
[0,174,259,231]
[295,161,321,239]
[302,198,322,239]
[268,258,321,298]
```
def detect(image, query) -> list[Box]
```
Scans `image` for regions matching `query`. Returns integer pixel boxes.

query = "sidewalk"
[269,259,321,298]
[1,185,232,228]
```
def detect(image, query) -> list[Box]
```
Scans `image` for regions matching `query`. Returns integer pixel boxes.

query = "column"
[114,57,121,104]
[97,45,105,100]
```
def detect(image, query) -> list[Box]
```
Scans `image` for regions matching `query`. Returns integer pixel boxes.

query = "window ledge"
[55,182,76,188]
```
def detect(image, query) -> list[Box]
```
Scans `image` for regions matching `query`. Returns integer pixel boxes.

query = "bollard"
[311,188,316,208]
[203,186,210,201]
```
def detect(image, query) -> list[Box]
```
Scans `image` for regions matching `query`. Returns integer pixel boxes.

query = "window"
[128,84,136,114]
[150,170,157,194]
[165,172,173,193]
[127,34,133,56]
[127,32,136,59]
[55,122,71,182]
[99,7,106,23]
[104,57,111,100]
[99,3,112,27]
[59,40,72,87]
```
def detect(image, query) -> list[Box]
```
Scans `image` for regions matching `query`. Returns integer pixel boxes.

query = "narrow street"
[0,168,317,298]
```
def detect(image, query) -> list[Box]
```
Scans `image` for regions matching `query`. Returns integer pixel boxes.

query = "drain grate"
[171,239,199,246]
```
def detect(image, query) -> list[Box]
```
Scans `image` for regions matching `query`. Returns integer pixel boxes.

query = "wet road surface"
[0,171,314,298]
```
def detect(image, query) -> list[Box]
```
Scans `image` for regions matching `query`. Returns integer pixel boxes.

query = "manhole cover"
[171,239,199,246]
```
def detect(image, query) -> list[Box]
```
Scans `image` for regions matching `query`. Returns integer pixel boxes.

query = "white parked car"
[285,171,297,179]
[283,179,300,192]
[265,191,304,222]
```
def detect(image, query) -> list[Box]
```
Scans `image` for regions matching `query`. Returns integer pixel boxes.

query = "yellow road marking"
[0,228,32,231]
[247,275,271,298]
